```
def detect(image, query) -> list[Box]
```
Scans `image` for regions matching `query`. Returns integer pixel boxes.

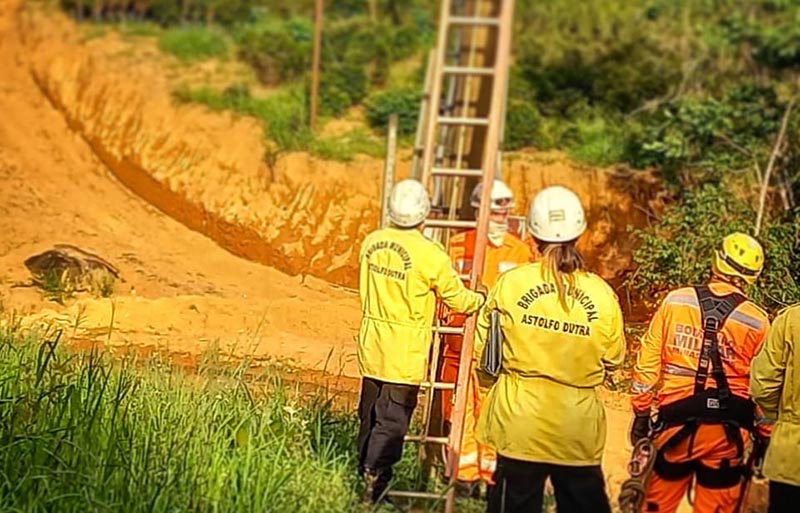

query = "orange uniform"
[631,280,769,513]
[439,229,533,483]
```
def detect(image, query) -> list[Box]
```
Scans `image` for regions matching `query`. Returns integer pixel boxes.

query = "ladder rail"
[390,1,514,511]
[443,2,516,512]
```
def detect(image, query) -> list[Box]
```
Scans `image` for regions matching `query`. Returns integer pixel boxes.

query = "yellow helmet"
[711,232,764,285]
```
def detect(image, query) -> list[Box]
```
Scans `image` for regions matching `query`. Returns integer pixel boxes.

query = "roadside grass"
[158,26,229,63]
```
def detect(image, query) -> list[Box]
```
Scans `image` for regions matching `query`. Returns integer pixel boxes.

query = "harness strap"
[693,285,746,406]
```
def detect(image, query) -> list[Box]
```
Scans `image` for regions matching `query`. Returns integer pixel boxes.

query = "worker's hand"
[630,411,651,446]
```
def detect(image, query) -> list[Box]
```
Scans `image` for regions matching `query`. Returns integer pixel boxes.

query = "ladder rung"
[458,274,471,281]
[438,116,489,126]
[424,219,477,229]
[388,490,446,500]
[404,435,449,444]
[419,381,456,390]
[448,15,500,27]
[432,326,464,335]
[431,167,484,178]
[442,65,494,76]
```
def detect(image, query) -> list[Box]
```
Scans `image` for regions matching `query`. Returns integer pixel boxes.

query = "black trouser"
[356,377,419,497]
[768,480,800,513]
[487,455,612,513]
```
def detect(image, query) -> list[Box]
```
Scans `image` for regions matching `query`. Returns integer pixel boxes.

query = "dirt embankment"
[19,8,665,293]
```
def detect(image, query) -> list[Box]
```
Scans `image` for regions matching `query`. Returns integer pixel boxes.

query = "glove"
[630,412,651,446]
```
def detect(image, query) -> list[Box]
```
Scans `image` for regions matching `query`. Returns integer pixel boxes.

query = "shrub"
[158,27,229,62]
[236,17,313,85]
[628,182,800,313]
[503,99,540,151]
[365,87,420,136]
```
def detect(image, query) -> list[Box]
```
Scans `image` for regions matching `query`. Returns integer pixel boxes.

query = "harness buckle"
[706,397,721,410]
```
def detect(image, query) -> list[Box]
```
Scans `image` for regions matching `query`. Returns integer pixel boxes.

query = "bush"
[236,17,313,85]
[628,84,785,177]
[365,87,420,136]
[158,27,229,62]
[319,63,369,116]
[628,182,800,313]
[503,99,540,151]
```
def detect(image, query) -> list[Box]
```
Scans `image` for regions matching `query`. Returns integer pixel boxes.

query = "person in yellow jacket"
[356,178,486,504]
[474,185,626,513]
[750,305,800,512]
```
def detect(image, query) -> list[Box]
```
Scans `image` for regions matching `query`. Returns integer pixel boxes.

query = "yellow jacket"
[750,304,800,486]
[475,262,625,465]
[358,227,485,385]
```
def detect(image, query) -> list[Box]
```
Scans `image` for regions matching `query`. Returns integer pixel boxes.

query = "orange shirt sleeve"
[631,295,669,413]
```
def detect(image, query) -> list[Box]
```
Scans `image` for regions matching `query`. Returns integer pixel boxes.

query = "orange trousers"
[440,355,496,483]
[643,424,751,513]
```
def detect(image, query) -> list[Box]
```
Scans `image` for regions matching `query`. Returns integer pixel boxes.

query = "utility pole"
[309,0,323,131]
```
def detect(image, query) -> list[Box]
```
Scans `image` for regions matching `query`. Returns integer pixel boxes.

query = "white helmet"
[470,180,514,210]
[389,179,430,227]
[527,185,586,243]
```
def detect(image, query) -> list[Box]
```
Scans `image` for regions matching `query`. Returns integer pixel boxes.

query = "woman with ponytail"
[474,185,626,513]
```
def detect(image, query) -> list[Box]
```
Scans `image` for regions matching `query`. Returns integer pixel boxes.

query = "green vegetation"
[158,27,229,62]
[0,322,358,512]
[0,320,491,512]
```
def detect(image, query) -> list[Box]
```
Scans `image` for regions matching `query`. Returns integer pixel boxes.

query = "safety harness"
[653,285,757,490]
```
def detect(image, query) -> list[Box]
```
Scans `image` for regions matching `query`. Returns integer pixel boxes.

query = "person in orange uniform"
[439,179,533,495]
[628,232,771,513]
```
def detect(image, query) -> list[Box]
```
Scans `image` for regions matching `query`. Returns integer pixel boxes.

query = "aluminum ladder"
[390,1,515,512]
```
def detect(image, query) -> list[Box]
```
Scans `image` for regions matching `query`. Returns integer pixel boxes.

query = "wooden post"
[309,0,324,131]
[381,114,399,228]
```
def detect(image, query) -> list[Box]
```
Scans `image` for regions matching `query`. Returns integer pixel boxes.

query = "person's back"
[751,304,800,512]
[627,232,770,513]
[355,179,485,505]
[475,185,625,513]
[359,225,484,384]
[476,261,625,463]
[632,281,768,413]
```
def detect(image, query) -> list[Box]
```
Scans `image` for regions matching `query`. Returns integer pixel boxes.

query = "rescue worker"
[750,304,800,512]
[629,232,770,513]
[356,178,486,504]
[439,179,533,495]
[475,185,626,513]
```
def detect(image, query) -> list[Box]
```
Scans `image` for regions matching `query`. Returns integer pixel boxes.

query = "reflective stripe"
[456,259,473,273]
[480,459,497,473]
[756,414,776,425]
[667,294,699,307]
[631,380,653,393]
[460,452,479,465]
[728,310,765,331]
[664,363,697,377]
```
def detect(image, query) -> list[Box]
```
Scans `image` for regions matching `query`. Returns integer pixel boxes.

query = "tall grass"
[0,321,362,512]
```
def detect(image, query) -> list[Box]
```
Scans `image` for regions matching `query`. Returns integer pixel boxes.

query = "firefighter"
[356,178,486,504]
[629,232,770,513]
[438,179,533,495]
[750,305,800,513]
[474,185,626,513]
